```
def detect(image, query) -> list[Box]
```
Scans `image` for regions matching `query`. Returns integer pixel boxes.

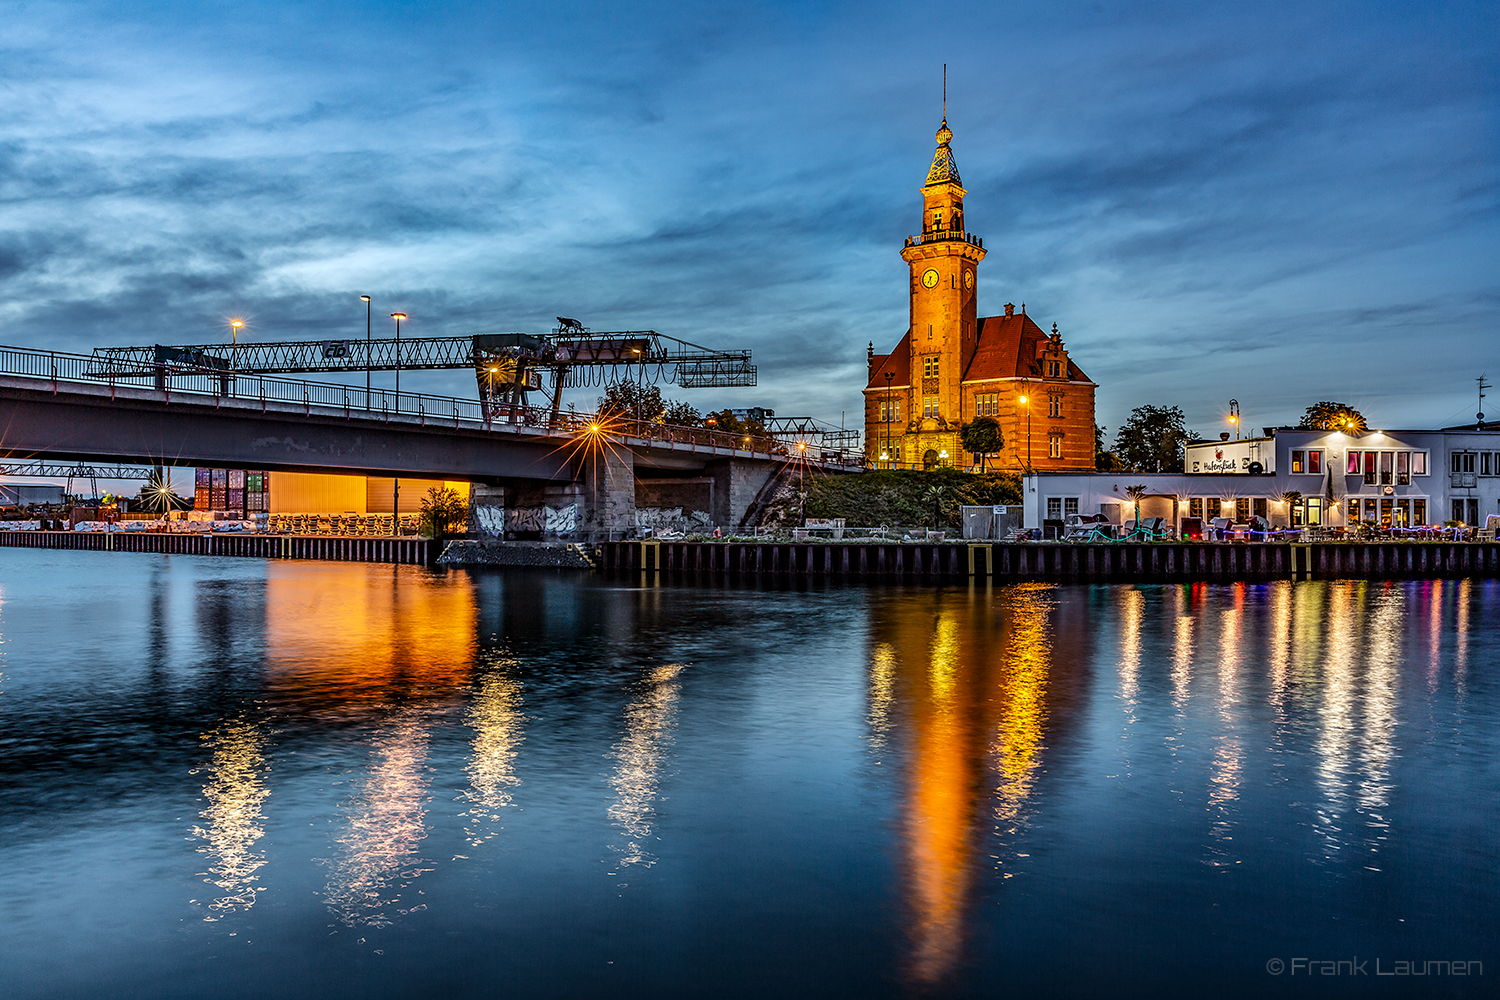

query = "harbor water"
[0,549,1494,998]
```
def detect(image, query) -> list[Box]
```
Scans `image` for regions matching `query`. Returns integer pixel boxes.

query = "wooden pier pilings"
[0,530,433,565]
[598,540,1500,583]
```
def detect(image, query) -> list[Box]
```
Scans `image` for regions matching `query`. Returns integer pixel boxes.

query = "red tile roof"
[864,313,1093,389]
[865,330,912,388]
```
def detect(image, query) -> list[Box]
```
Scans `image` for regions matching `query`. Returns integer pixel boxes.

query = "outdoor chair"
[1208,517,1233,540]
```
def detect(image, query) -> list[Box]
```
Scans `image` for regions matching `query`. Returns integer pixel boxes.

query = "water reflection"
[1205,588,1243,864]
[607,664,684,870]
[263,563,476,702]
[323,708,435,928]
[870,585,1076,987]
[191,716,271,917]
[458,652,525,847]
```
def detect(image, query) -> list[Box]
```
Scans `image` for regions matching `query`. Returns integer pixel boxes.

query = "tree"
[704,408,768,438]
[1094,423,1123,472]
[420,486,468,541]
[923,484,947,530]
[600,380,665,422]
[1113,405,1198,473]
[1300,401,1367,434]
[959,417,1003,471]
[662,400,701,426]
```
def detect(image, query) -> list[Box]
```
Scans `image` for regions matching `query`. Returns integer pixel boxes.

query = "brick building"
[864,117,1097,473]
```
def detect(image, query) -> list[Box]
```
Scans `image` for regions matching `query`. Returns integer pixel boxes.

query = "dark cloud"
[0,0,1493,433]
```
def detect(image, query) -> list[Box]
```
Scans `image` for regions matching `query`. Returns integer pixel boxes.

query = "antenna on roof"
[942,64,947,120]
[1479,373,1491,428]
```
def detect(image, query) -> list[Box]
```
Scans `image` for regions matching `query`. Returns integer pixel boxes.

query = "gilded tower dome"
[925,119,961,187]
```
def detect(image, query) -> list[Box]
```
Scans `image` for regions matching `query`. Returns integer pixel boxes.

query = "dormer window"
[1046,360,1063,378]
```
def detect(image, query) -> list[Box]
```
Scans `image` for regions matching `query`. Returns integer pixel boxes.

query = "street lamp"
[1228,398,1241,440]
[390,312,407,404]
[229,319,243,370]
[389,310,407,538]
[1018,392,1032,472]
[360,296,371,408]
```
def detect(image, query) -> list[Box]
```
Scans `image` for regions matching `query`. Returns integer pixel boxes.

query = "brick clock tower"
[865,115,1097,473]
[897,117,986,467]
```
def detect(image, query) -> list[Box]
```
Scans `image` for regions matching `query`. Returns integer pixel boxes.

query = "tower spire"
[943,64,947,122]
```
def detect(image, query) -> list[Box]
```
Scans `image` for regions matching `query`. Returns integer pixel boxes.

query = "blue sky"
[2,0,1497,444]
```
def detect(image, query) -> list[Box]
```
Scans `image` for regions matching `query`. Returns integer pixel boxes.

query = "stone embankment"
[437,539,595,569]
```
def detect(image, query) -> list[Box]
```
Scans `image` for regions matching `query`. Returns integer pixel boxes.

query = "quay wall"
[0,530,433,565]
[599,540,1500,583]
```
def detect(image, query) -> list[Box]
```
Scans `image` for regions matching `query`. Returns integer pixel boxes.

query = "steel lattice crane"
[89,319,756,423]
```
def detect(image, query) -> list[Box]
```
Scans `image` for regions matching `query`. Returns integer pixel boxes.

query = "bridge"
[0,345,856,535]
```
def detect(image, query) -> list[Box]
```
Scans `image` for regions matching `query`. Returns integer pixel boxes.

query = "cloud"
[0,0,1493,435]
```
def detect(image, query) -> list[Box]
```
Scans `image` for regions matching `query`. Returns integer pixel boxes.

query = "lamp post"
[797,440,808,524]
[389,311,407,538]
[1018,391,1032,473]
[1228,398,1240,440]
[360,296,371,408]
[230,319,243,369]
[390,312,407,405]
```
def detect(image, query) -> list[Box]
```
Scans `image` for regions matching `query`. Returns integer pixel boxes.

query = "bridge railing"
[0,344,815,462]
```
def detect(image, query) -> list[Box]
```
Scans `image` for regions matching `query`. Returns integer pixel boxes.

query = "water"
[0,550,1495,999]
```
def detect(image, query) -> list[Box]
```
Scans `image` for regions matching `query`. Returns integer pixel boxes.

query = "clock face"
[921,269,940,289]
[963,270,974,290]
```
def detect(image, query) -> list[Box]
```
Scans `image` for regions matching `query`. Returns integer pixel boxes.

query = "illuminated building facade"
[864,118,1097,473]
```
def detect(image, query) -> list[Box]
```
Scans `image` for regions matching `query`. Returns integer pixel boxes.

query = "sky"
[2,0,1497,462]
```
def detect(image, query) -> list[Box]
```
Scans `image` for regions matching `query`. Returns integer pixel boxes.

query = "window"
[1048,395,1062,417]
[1483,453,1493,477]
[1346,498,1361,522]
[1291,450,1304,474]
[1452,452,1475,473]
[922,398,939,418]
[974,393,998,417]
[1364,451,1377,485]
[1346,451,1361,475]
[1412,452,1427,475]
[877,438,902,463]
[922,355,939,378]
[1046,361,1063,378]
[1236,498,1250,521]
[1414,499,1426,525]
[1396,451,1410,486]
[1306,498,1323,526]
[879,399,901,422]
[1308,450,1322,474]
[1047,497,1062,520]
[1394,500,1410,527]
[1204,497,1221,520]
[1064,498,1079,517]
[1380,451,1393,485]
[1048,434,1063,459]
[1253,498,1267,519]
[1189,498,1203,518]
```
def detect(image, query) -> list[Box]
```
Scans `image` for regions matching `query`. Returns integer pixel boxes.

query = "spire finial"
[943,64,947,122]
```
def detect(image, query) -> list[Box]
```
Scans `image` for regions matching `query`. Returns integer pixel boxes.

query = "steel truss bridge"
[87,320,859,456]
[89,321,756,422]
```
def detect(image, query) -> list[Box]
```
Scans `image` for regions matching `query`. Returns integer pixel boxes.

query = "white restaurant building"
[1021,426,1500,532]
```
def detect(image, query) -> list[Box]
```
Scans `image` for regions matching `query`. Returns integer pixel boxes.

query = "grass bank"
[763,468,1022,530]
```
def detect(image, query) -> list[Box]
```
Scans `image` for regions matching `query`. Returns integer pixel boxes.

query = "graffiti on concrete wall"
[635,507,712,533]
[498,503,578,534]
[474,506,505,535]
[544,503,577,534]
